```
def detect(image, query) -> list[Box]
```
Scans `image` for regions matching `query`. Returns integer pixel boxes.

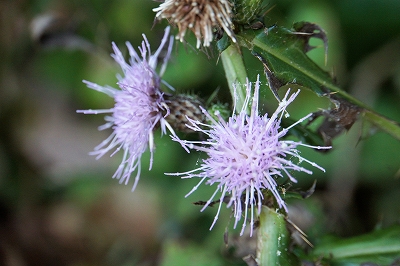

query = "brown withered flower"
[153,0,236,48]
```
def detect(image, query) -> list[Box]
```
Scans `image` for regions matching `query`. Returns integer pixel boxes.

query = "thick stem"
[256,206,297,266]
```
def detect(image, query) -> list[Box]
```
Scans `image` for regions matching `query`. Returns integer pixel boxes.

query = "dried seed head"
[153,0,236,48]
[164,94,206,133]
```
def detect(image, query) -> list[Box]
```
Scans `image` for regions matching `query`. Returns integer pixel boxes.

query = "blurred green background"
[0,0,399,265]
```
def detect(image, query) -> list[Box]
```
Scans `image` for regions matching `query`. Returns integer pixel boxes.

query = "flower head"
[153,0,236,48]
[168,75,329,236]
[77,27,176,191]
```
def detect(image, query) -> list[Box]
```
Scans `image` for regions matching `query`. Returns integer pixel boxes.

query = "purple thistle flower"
[168,75,330,236]
[77,27,176,191]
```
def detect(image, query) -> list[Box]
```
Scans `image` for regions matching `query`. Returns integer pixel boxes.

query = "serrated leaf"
[292,22,328,56]
[239,25,334,98]
[236,24,400,141]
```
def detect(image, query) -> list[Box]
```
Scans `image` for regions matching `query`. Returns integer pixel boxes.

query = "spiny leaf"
[292,22,328,60]
[237,25,363,105]
[237,24,400,141]
[307,94,363,147]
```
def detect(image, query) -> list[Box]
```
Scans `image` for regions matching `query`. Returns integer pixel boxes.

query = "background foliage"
[0,0,399,265]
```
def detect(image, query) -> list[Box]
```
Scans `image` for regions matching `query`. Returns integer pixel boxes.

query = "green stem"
[364,110,400,140]
[257,206,298,265]
[220,44,249,113]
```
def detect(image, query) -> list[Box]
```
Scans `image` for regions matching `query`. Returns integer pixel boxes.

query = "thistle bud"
[164,94,206,133]
[207,102,231,122]
[232,0,264,25]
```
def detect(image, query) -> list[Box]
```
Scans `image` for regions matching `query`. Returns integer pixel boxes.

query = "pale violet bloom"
[168,75,330,236]
[77,27,176,191]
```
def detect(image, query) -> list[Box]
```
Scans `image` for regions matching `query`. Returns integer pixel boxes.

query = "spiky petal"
[168,75,330,236]
[77,27,176,191]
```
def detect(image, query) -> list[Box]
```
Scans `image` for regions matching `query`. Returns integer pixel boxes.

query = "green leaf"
[216,34,230,52]
[237,24,363,105]
[310,226,400,265]
[236,24,400,141]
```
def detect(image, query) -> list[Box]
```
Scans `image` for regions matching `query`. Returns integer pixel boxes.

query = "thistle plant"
[78,0,400,265]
